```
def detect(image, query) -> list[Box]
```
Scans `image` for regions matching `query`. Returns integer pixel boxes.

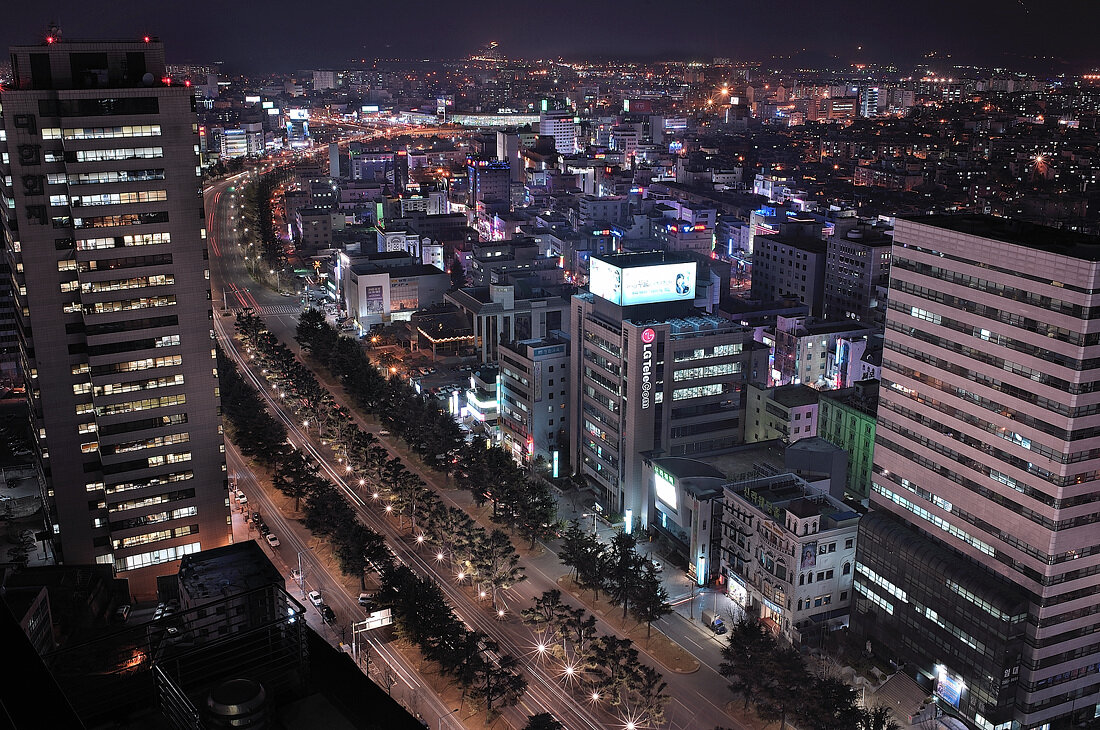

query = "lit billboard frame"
[589,258,696,306]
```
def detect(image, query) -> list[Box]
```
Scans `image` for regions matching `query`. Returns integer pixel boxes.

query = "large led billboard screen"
[590,258,696,306]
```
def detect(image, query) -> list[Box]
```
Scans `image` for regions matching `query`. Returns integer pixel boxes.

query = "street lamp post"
[439,707,459,730]
[271,269,281,292]
[581,512,598,536]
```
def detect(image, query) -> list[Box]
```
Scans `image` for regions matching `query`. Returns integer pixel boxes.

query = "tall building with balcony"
[853,216,1100,730]
[0,37,229,598]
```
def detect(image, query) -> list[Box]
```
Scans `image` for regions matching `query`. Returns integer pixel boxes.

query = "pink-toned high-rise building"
[854,215,1100,730]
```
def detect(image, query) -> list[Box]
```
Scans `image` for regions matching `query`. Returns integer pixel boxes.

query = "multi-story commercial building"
[854,215,1100,730]
[464,365,499,432]
[538,108,576,155]
[767,316,876,388]
[823,222,893,327]
[0,38,229,597]
[498,336,570,465]
[751,222,829,316]
[467,159,510,206]
[720,473,860,644]
[817,379,878,502]
[578,194,630,228]
[568,251,768,530]
[745,383,820,444]
[445,284,570,363]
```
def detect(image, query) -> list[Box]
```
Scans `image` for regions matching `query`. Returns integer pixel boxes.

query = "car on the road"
[320,605,336,624]
[357,592,374,608]
[378,430,390,436]
[307,590,323,607]
[264,533,280,548]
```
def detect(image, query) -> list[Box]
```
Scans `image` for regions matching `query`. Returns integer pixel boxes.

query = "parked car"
[307,590,323,607]
[264,533,280,548]
[357,592,374,608]
[320,605,336,624]
[701,610,727,635]
[257,521,270,536]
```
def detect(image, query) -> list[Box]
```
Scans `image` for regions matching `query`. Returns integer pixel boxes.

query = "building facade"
[745,383,820,445]
[1,38,230,597]
[498,337,570,465]
[568,251,768,530]
[853,216,1100,730]
[817,380,878,502]
[719,473,859,645]
[823,223,893,327]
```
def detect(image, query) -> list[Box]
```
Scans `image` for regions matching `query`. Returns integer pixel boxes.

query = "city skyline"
[4,1,1100,73]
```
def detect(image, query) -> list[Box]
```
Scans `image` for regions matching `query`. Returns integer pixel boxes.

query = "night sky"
[4,0,1099,73]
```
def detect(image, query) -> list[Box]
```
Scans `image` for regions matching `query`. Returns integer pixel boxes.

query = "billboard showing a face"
[589,257,623,305]
[589,258,696,306]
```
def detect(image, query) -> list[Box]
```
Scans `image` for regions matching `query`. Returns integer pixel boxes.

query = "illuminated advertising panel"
[935,666,964,708]
[588,257,623,305]
[655,466,677,510]
[244,95,261,103]
[287,109,310,120]
[621,262,695,305]
[589,259,696,306]
[262,101,275,109]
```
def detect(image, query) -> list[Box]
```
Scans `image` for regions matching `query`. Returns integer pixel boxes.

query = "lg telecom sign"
[640,328,656,409]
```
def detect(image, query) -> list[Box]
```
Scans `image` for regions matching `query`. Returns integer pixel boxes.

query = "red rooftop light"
[143,36,151,43]
[45,36,55,44]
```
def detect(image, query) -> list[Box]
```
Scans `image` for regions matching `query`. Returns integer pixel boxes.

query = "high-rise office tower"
[854,216,1100,729]
[568,251,768,531]
[1,36,230,597]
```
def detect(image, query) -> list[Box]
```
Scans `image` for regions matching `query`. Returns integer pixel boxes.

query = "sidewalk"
[552,491,736,658]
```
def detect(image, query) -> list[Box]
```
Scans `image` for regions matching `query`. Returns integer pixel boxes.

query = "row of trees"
[237,313,530,611]
[521,589,671,728]
[295,308,465,471]
[378,562,527,720]
[227,319,530,717]
[219,343,390,588]
[720,617,900,730]
[238,167,292,272]
[558,521,672,636]
[295,306,564,555]
[453,435,559,549]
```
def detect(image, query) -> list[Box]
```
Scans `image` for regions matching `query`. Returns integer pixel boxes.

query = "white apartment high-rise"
[539,108,576,156]
[1,37,230,597]
[854,216,1100,730]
